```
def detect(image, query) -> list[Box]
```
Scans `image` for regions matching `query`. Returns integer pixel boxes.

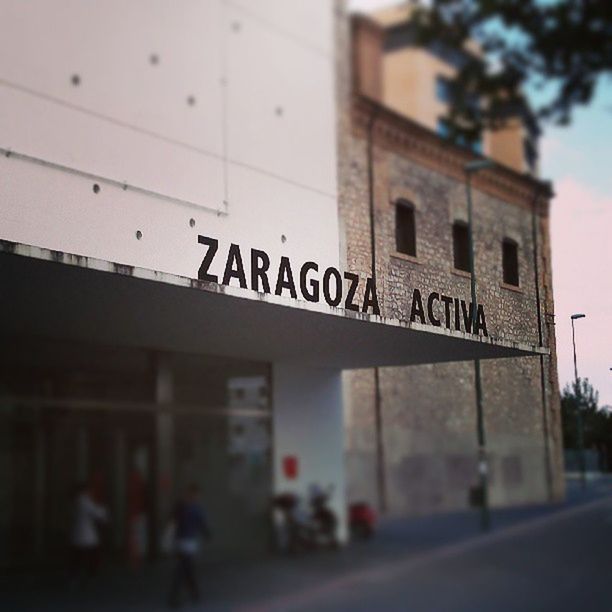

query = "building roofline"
[351,94,554,210]
[349,13,550,206]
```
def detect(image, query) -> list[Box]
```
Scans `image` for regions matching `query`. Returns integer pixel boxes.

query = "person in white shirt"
[70,482,108,581]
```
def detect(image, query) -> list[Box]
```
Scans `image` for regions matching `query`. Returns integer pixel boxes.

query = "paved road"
[4,478,612,611]
[244,494,612,612]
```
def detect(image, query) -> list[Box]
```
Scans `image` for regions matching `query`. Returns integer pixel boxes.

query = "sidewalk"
[4,476,612,611]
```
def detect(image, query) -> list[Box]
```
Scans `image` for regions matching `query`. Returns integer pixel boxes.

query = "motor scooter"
[272,486,338,553]
[309,486,338,549]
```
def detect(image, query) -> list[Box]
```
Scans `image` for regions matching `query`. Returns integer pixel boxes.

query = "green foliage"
[560,377,612,452]
[412,1,612,137]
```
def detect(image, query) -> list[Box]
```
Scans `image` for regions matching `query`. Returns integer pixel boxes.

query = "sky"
[542,91,612,408]
[349,0,612,407]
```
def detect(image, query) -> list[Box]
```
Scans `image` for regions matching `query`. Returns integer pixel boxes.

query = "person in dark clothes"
[168,484,211,608]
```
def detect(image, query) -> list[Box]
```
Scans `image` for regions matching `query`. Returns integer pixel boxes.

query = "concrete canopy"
[1,246,546,369]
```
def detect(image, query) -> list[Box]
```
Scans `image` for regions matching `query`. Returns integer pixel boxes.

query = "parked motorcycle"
[271,486,338,553]
[309,486,339,549]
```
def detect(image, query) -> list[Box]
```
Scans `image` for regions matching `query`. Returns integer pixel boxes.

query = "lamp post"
[571,313,586,488]
[464,158,494,531]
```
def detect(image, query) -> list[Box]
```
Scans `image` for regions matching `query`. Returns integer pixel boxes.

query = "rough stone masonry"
[336,10,564,516]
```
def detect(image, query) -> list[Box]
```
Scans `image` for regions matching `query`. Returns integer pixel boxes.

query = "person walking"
[168,484,211,608]
[69,482,108,585]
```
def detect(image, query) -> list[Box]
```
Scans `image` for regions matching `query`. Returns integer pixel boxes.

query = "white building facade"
[0,0,544,567]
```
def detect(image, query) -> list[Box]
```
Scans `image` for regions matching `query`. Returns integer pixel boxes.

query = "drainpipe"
[464,169,490,532]
[366,106,387,513]
[531,188,554,501]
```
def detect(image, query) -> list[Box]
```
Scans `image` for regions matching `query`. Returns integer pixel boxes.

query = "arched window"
[502,238,519,286]
[395,199,416,257]
[452,221,470,272]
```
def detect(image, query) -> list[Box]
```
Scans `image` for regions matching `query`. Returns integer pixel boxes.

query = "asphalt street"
[248,494,612,612]
[4,478,612,611]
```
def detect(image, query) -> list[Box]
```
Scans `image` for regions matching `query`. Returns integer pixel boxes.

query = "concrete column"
[272,364,347,542]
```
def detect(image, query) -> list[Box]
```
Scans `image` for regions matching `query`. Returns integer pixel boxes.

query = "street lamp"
[464,158,494,532]
[571,313,586,488]
[465,159,495,173]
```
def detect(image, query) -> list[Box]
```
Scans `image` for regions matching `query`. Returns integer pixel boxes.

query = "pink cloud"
[541,135,585,165]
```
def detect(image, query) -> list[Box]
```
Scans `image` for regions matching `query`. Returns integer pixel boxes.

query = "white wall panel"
[0,86,226,209]
[203,163,340,280]
[0,0,225,208]
[0,0,225,150]
[0,0,339,290]
[229,0,334,56]
[0,153,339,281]
[226,4,337,197]
[273,364,347,542]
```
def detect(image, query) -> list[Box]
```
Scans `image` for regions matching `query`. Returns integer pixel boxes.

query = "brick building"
[339,12,564,515]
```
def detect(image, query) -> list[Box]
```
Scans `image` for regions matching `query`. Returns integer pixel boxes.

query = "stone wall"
[337,8,564,514]
[340,131,564,515]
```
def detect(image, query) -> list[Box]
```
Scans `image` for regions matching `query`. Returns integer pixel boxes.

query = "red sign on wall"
[283,455,298,479]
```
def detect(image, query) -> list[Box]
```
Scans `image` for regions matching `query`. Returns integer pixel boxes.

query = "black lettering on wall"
[362,278,380,315]
[427,292,441,326]
[197,235,219,283]
[275,257,297,298]
[410,289,426,324]
[197,238,493,334]
[251,249,271,293]
[299,262,319,302]
[222,243,247,288]
[454,298,461,331]
[323,267,342,307]
[441,295,453,329]
[461,300,474,334]
[475,303,488,337]
[344,272,360,312]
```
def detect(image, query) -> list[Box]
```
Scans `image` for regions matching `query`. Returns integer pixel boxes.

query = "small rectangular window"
[453,222,470,272]
[436,76,453,104]
[523,137,538,173]
[502,239,519,286]
[395,201,416,257]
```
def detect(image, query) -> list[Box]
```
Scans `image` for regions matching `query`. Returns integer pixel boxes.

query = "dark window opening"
[523,137,538,173]
[395,200,416,257]
[502,238,519,286]
[436,76,453,103]
[453,221,470,272]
